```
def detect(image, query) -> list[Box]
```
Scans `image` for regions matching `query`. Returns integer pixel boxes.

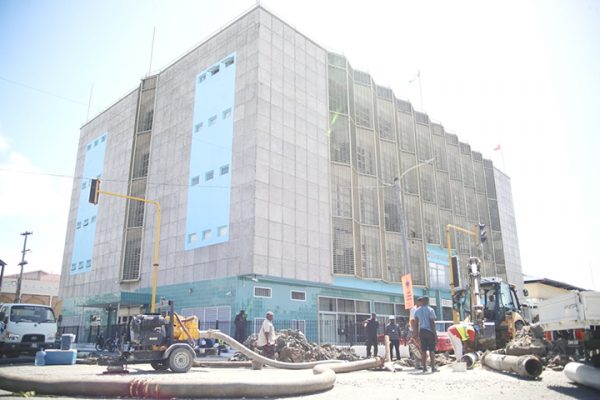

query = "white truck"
[0,303,58,357]
[538,291,600,366]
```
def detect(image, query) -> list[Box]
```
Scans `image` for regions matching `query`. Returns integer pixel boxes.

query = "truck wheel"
[151,361,169,371]
[168,348,193,373]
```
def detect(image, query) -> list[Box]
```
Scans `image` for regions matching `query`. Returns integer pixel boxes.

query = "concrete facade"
[59,6,523,343]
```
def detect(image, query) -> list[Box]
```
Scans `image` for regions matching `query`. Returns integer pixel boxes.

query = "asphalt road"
[0,359,597,399]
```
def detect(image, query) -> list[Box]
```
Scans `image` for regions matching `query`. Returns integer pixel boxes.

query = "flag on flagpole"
[494,144,501,151]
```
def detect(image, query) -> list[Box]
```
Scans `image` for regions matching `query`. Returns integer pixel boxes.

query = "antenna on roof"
[148,27,156,76]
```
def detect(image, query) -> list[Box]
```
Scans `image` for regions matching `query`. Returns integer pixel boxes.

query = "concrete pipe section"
[460,352,483,369]
[482,353,543,379]
[564,362,600,391]
[0,330,384,398]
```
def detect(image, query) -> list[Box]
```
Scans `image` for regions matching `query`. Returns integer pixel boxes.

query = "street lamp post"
[392,158,434,278]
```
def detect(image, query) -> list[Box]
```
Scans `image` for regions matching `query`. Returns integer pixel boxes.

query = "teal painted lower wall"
[59,275,453,342]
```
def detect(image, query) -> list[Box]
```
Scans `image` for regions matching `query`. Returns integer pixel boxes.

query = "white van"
[0,303,58,357]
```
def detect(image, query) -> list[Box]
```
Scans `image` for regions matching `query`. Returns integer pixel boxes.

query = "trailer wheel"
[151,361,169,371]
[168,347,193,373]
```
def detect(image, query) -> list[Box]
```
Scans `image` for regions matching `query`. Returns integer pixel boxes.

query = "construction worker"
[447,322,477,361]
[385,315,401,361]
[257,311,276,359]
[363,313,379,358]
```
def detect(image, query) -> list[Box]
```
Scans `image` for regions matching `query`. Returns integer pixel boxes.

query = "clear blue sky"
[0,0,598,291]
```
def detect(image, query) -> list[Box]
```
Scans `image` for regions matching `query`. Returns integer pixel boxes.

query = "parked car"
[435,320,454,353]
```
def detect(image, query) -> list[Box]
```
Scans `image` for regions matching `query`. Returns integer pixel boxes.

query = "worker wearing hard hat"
[447,322,477,361]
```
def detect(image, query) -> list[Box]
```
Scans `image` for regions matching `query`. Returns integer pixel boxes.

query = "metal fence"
[59,319,409,346]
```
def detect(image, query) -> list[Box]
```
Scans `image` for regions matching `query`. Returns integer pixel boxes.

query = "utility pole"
[14,231,32,303]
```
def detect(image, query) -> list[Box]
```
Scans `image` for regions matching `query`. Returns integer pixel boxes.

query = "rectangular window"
[81,181,87,189]
[86,259,92,269]
[76,221,81,229]
[254,286,272,298]
[222,108,232,119]
[205,170,214,181]
[188,233,197,243]
[83,218,89,227]
[191,176,200,185]
[209,66,220,76]
[318,296,336,311]
[78,261,84,269]
[208,115,217,126]
[71,263,76,271]
[202,229,212,240]
[220,164,229,175]
[94,139,99,147]
[291,290,306,301]
[91,216,96,223]
[198,73,206,83]
[87,144,92,151]
[101,135,106,142]
[223,57,234,67]
[194,122,203,133]
[217,225,228,237]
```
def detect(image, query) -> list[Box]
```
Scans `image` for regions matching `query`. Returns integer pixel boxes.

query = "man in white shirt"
[257,311,276,359]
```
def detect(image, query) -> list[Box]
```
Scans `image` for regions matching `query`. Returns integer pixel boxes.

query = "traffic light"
[478,223,487,244]
[450,256,460,287]
[89,179,100,205]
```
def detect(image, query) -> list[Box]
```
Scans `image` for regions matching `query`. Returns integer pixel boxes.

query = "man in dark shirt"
[364,313,379,357]
[385,315,401,361]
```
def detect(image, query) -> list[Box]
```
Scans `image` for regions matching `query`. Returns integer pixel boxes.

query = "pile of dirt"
[230,329,360,362]
[544,354,575,371]
[505,325,549,357]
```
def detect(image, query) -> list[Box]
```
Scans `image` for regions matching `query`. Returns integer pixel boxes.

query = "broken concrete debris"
[230,329,360,362]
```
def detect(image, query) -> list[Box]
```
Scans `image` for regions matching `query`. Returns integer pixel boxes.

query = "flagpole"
[418,71,423,111]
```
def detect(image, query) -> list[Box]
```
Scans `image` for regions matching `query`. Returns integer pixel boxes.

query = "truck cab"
[0,303,57,357]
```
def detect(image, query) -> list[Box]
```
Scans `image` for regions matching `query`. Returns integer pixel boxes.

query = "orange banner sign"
[402,273,414,309]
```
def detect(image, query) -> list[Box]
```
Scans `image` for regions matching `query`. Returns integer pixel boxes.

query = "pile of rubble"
[395,341,454,368]
[505,325,548,357]
[499,324,578,371]
[230,329,360,362]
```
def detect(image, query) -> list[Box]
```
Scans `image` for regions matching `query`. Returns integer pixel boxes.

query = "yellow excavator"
[453,257,527,349]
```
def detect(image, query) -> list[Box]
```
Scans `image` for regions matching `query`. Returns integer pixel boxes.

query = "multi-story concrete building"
[59,5,523,343]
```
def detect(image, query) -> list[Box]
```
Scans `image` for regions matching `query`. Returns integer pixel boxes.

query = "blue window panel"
[71,133,107,275]
[185,53,236,250]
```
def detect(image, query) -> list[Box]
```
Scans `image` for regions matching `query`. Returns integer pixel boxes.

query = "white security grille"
[254,287,272,298]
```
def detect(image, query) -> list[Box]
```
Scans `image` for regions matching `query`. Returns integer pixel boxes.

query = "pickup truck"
[538,290,600,366]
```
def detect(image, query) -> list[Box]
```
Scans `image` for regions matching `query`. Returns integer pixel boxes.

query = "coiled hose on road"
[0,330,384,398]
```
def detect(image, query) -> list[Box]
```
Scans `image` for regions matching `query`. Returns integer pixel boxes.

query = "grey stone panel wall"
[139,9,262,288]
[59,90,139,299]
[253,9,332,284]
